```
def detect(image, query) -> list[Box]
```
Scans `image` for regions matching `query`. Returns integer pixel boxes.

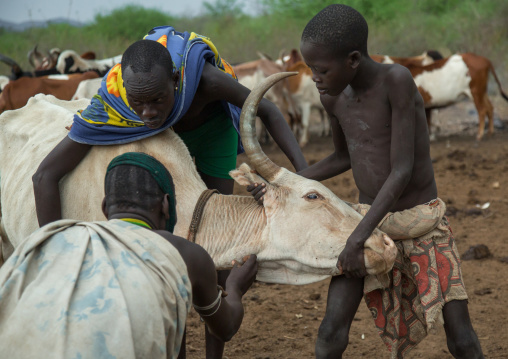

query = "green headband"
[106,152,177,233]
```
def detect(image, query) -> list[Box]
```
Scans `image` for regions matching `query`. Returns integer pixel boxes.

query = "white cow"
[233,58,299,143]
[56,50,122,76]
[284,61,328,147]
[411,54,472,107]
[72,77,103,100]
[0,73,396,284]
[371,51,441,67]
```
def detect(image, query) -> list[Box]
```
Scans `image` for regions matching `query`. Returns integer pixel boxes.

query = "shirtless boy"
[250,4,483,358]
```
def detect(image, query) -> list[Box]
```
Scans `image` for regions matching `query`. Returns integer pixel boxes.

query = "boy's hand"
[226,254,258,296]
[246,183,266,203]
[337,238,367,278]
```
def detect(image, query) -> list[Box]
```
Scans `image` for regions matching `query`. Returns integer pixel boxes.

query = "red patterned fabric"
[351,199,468,359]
[364,217,467,358]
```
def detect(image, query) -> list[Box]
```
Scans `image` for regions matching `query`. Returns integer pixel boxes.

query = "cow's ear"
[229,163,268,187]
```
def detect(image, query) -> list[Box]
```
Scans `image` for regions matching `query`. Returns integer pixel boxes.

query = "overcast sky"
[0,0,257,24]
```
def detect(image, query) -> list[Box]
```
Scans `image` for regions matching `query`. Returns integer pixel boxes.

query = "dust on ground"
[185,95,508,358]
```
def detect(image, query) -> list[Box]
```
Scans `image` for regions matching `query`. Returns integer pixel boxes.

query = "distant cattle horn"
[256,51,272,61]
[28,45,45,69]
[241,71,298,182]
[0,54,21,68]
[0,54,24,78]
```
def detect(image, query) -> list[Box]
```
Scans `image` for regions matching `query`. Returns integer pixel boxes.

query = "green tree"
[91,5,175,41]
[203,0,244,18]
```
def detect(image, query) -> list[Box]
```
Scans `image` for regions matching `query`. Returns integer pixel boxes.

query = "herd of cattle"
[0,45,506,143]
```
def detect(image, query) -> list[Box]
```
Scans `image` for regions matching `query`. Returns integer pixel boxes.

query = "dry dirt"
[185,96,508,358]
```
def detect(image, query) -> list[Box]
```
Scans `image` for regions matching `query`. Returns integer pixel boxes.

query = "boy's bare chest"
[334,95,392,142]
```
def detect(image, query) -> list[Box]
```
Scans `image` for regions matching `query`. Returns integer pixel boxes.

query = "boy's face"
[124,64,177,129]
[300,40,355,96]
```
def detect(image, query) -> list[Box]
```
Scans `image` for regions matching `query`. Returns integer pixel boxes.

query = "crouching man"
[0,152,257,359]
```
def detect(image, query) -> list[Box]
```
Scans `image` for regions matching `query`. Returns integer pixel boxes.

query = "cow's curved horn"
[28,45,44,69]
[0,54,21,68]
[0,54,23,78]
[240,71,298,182]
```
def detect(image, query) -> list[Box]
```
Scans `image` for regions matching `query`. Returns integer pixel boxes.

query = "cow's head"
[230,72,397,284]
[28,45,60,71]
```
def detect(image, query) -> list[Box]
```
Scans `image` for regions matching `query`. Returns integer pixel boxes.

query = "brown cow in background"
[373,51,507,140]
[0,71,98,114]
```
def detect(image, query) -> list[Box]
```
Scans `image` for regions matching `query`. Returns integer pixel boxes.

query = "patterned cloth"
[0,219,192,359]
[353,199,468,359]
[69,26,243,152]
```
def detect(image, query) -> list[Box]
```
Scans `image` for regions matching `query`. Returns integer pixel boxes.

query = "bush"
[0,0,506,79]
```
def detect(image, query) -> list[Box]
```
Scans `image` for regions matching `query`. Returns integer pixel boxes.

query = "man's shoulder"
[195,62,240,99]
[154,230,216,276]
[154,230,210,260]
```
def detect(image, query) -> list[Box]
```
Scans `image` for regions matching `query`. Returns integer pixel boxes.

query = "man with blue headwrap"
[33,26,307,225]
[2,152,257,359]
[33,27,305,358]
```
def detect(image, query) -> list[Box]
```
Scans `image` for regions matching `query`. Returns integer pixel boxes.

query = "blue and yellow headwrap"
[106,152,177,233]
[69,26,243,153]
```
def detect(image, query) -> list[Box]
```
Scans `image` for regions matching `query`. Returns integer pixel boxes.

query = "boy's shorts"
[176,106,238,179]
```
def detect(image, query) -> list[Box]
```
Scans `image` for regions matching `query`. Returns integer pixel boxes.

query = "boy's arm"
[163,232,257,341]
[339,66,416,278]
[32,136,92,226]
[256,97,308,171]
[200,63,308,172]
[297,113,351,180]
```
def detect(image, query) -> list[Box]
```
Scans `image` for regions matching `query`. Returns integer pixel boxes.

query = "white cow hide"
[72,77,103,100]
[413,54,472,107]
[0,94,397,285]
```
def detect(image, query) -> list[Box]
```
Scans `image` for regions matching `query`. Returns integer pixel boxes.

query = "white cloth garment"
[0,219,191,359]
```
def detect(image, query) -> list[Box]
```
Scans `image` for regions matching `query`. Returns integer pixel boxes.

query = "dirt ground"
[185,95,508,358]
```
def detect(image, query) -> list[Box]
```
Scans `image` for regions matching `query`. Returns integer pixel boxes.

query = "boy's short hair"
[104,152,178,232]
[302,4,368,56]
[105,164,165,212]
[121,40,173,79]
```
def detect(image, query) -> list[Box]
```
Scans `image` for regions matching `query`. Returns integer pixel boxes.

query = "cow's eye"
[305,192,321,200]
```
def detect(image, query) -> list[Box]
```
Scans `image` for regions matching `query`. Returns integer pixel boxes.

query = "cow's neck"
[193,194,267,269]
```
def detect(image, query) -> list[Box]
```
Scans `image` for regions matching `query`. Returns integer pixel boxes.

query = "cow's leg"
[425,108,436,141]
[299,103,311,147]
[425,108,432,130]
[442,300,484,359]
[471,92,487,141]
[315,275,364,358]
[289,111,301,142]
[484,96,494,136]
[319,108,331,137]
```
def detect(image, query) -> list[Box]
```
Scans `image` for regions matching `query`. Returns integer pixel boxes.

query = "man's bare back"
[322,62,437,212]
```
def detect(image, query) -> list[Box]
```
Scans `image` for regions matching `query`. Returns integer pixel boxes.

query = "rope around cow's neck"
[187,189,219,243]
